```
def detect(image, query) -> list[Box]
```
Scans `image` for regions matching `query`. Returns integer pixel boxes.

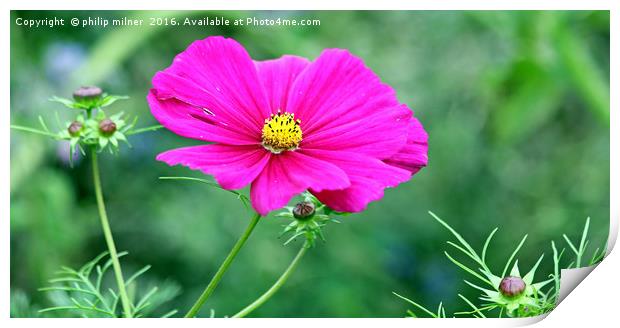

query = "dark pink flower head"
[149,36,428,216]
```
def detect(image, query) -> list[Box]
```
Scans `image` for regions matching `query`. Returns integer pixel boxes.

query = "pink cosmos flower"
[148,36,428,216]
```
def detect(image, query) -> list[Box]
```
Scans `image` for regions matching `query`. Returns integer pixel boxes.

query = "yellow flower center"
[261,111,302,154]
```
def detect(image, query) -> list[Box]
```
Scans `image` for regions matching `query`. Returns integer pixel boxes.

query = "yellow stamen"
[261,110,302,154]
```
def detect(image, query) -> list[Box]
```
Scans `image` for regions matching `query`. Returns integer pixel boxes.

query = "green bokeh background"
[10,10,610,317]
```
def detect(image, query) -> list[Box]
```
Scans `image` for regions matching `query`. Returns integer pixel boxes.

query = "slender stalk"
[232,241,309,318]
[185,212,261,318]
[91,148,132,318]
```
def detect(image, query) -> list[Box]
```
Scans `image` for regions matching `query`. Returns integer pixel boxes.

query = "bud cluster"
[68,121,84,136]
[73,86,103,105]
[51,86,128,113]
[277,193,347,247]
[292,201,315,220]
[52,86,134,162]
[482,261,548,317]
[499,276,526,298]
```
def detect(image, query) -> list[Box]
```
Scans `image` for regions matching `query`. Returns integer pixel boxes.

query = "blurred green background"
[10,11,610,317]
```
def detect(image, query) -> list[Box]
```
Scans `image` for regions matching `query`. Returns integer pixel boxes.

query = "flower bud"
[293,201,315,220]
[73,86,103,102]
[99,119,117,135]
[499,276,526,298]
[67,121,83,136]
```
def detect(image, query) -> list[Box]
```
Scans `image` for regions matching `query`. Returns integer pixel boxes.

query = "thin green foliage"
[159,176,250,210]
[393,292,445,318]
[395,214,604,318]
[39,252,179,318]
[563,217,591,268]
[125,124,164,136]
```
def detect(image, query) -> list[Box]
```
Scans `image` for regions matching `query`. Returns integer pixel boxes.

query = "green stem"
[232,241,309,318]
[184,212,261,318]
[91,148,133,318]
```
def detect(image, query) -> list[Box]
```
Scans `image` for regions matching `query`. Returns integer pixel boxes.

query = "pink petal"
[255,55,310,113]
[384,117,429,174]
[287,49,408,157]
[148,90,260,145]
[250,151,350,215]
[156,144,271,190]
[152,36,271,137]
[303,149,412,213]
[151,72,260,139]
[301,104,411,159]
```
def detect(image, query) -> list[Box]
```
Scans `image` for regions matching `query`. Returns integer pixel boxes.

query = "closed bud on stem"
[73,86,103,102]
[293,201,315,220]
[99,119,117,135]
[68,121,83,136]
[499,276,526,298]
